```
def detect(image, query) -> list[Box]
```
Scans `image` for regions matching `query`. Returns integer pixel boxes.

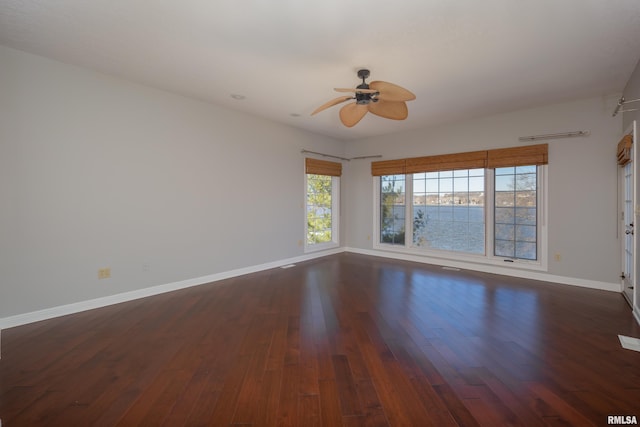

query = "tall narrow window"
[305,158,340,251]
[380,174,406,244]
[412,169,485,253]
[306,174,334,244]
[494,166,537,260]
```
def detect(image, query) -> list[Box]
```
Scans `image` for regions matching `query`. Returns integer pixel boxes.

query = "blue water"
[412,205,485,253]
[382,205,537,258]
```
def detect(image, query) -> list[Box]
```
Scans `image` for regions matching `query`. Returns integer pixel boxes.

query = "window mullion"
[486,168,495,259]
[332,176,340,243]
[406,174,413,248]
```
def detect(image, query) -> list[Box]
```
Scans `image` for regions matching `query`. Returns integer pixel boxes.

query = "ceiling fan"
[311,69,416,127]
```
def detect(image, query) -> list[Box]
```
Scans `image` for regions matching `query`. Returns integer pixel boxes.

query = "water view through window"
[413,169,485,253]
[494,166,537,260]
[379,166,538,260]
[380,175,406,244]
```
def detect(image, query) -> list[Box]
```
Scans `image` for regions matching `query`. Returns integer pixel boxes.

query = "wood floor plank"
[276,363,300,427]
[2,253,640,426]
[299,393,321,427]
[332,354,363,417]
[318,379,345,427]
[524,381,598,426]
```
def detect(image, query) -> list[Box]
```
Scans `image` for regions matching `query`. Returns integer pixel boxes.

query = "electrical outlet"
[298,240,303,247]
[98,267,111,279]
[554,253,561,262]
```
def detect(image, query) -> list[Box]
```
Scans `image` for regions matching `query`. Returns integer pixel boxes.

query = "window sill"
[372,242,548,272]
[305,241,340,254]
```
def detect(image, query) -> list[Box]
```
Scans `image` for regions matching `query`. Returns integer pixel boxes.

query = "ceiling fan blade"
[311,96,353,115]
[369,81,416,102]
[339,103,369,127]
[334,87,378,94]
[368,100,408,120]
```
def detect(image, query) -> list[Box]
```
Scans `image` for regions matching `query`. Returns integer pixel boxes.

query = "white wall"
[622,58,640,131]
[0,45,344,319]
[344,96,623,286]
[0,42,630,323]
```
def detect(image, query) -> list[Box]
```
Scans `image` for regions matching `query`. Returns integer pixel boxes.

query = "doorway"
[620,121,637,308]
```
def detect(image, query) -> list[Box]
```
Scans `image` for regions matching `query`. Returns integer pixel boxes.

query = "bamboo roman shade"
[371,159,406,176]
[486,144,548,168]
[406,150,488,173]
[305,158,342,176]
[371,144,548,175]
[617,134,633,166]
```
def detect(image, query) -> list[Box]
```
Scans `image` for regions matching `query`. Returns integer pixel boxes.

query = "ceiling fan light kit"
[312,69,416,128]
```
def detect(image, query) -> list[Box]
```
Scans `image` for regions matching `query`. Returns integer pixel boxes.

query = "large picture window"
[372,144,547,266]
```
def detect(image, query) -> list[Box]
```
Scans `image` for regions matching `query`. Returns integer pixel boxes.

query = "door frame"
[620,120,639,321]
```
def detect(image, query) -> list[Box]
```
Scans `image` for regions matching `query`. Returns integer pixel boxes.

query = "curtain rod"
[518,130,589,142]
[613,96,640,117]
[301,149,382,161]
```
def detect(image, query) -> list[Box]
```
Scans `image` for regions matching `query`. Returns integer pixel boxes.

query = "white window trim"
[304,174,340,253]
[372,166,548,272]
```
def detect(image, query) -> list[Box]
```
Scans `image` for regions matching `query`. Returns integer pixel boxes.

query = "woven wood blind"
[305,158,342,176]
[617,134,633,166]
[371,159,406,176]
[371,144,548,176]
[486,144,548,168]
[405,150,488,173]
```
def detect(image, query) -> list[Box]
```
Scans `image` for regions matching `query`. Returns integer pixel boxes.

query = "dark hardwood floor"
[2,253,640,426]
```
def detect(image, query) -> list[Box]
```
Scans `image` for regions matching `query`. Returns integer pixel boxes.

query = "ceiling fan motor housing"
[356,83,371,104]
[355,69,378,104]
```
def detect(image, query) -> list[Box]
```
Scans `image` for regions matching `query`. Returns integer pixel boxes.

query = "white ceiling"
[1,1,640,141]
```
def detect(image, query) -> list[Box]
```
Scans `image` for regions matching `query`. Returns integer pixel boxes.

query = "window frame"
[373,165,548,270]
[304,173,340,253]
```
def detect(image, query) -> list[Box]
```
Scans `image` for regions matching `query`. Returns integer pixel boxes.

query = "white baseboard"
[0,246,625,331]
[344,247,622,293]
[0,248,343,330]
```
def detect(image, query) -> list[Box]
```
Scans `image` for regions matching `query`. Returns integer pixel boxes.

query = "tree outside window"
[307,174,334,245]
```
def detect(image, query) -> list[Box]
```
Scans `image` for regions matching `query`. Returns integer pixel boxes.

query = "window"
[306,174,336,245]
[377,167,541,261]
[372,144,547,267]
[413,169,485,253]
[380,175,406,244]
[305,158,340,251]
[494,166,538,260]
